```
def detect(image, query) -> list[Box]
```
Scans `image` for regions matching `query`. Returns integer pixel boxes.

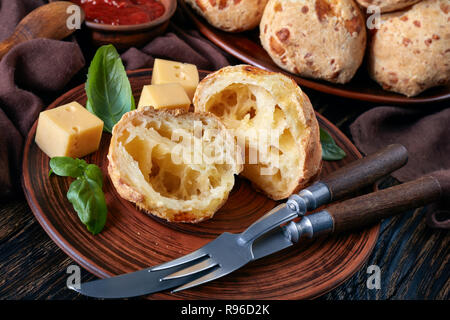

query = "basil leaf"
[49,157,88,178]
[320,128,346,161]
[85,44,135,133]
[50,157,107,235]
[67,177,107,235]
[84,164,103,188]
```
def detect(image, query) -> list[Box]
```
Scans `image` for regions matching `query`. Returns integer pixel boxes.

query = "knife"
[73,144,436,298]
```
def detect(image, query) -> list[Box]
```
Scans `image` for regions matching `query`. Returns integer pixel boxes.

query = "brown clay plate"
[179,0,450,106]
[22,69,379,300]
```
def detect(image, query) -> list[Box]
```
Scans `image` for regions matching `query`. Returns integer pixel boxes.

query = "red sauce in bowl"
[72,0,166,25]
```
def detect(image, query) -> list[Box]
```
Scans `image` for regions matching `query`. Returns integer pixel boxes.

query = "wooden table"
[1,86,448,300]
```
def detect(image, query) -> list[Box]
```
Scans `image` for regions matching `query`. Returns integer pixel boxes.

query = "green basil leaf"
[67,177,107,235]
[83,164,103,188]
[49,157,88,178]
[320,128,347,161]
[85,44,135,133]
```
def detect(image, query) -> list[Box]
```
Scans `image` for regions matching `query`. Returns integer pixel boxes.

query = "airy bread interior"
[205,83,300,195]
[194,65,322,200]
[108,107,242,223]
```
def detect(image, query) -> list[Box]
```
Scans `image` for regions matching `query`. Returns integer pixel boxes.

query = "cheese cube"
[35,102,104,158]
[138,83,191,111]
[151,59,199,101]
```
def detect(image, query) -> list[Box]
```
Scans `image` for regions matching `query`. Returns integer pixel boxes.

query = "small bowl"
[83,0,177,51]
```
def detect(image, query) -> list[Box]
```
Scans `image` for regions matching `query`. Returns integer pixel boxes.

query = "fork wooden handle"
[326,175,442,233]
[321,144,408,201]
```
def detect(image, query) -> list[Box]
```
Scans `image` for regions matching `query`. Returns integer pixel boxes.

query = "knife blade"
[70,260,214,299]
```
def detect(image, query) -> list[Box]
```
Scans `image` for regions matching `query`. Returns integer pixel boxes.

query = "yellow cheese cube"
[138,83,191,111]
[151,58,199,101]
[35,102,104,158]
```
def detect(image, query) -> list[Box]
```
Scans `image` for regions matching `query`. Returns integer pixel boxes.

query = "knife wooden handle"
[326,175,442,233]
[321,144,408,202]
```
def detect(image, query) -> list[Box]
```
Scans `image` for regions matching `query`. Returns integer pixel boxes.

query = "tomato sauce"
[72,0,165,25]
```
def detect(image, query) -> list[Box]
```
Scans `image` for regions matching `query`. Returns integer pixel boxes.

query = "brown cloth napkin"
[0,40,85,197]
[0,0,86,198]
[0,0,45,38]
[121,29,228,71]
[350,106,450,229]
[120,19,229,71]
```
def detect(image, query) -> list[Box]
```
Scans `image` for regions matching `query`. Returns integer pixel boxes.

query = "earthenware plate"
[22,69,379,300]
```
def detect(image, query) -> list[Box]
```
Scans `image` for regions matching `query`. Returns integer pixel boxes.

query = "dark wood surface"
[1,87,449,300]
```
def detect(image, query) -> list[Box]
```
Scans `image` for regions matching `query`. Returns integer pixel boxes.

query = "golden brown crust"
[186,0,269,32]
[260,0,367,84]
[294,93,323,192]
[368,0,450,97]
[108,107,242,223]
[194,65,322,200]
